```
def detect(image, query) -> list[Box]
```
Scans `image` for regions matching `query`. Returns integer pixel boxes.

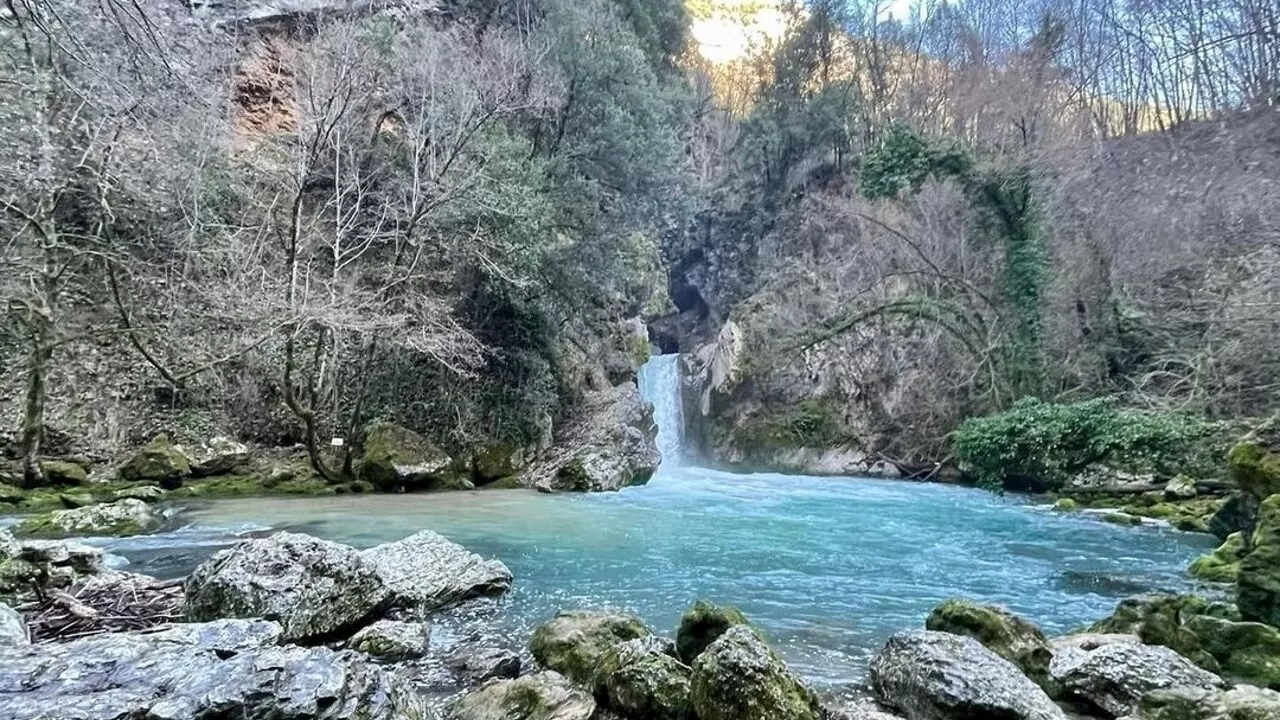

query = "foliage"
[858,123,973,199]
[951,397,1224,490]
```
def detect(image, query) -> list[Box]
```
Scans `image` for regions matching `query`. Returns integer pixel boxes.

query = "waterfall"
[638,354,684,466]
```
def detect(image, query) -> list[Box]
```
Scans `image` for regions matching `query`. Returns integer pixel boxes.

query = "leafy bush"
[951,397,1224,490]
[858,123,973,199]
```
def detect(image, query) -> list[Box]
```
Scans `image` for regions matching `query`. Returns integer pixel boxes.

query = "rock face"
[362,530,511,611]
[925,599,1056,694]
[1238,493,1280,627]
[13,498,164,537]
[529,609,651,686]
[596,637,693,720]
[869,630,1065,720]
[524,382,659,492]
[184,532,390,642]
[118,434,192,485]
[0,603,27,645]
[1132,684,1280,720]
[1049,638,1224,717]
[676,599,750,664]
[360,421,462,491]
[691,625,822,720]
[0,622,428,720]
[347,619,430,662]
[452,671,595,720]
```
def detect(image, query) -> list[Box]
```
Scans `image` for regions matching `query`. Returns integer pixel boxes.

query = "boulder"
[184,531,390,642]
[452,671,595,720]
[113,485,165,502]
[347,619,430,662]
[1238,493,1280,627]
[12,498,164,538]
[1183,615,1280,690]
[118,434,191,485]
[676,599,751,664]
[442,643,522,685]
[1188,533,1245,583]
[925,599,1056,694]
[1088,595,1218,669]
[1049,638,1224,717]
[0,624,428,720]
[181,436,251,476]
[691,625,823,720]
[870,630,1064,720]
[361,530,511,611]
[39,460,87,486]
[58,491,95,508]
[596,637,693,720]
[524,383,659,492]
[472,444,524,484]
[1132,684,1280,720]
[0,602,27,645]
[1,536,107,603]
[359,421,461,491]
[1227,415,1280,502]
[529,609,651,686]
[1053,498,1079,511]
[141,618,284,652]
[1164,475,1199,500]
[1208,493,1253,541]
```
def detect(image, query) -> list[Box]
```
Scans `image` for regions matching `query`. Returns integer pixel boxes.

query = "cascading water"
[637,353,684,467]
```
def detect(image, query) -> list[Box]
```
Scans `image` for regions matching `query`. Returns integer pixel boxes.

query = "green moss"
[597,641,693,720]
[58,492,94,509]
[676,600,751,664]
[39,460,87,486]
[1228,420,1280,502]
[925,599,1056,695]
[359,421,452,491]
[1090,595,1219,671]
[729,398,852,453]
[1189,533,1245,583]
[1184,615,1280,689]
[690,626,822,720]
[1102,511,1144,526]
[167,466,331,500]
[0,483,24,504]
[1239,494,1280,627]
[1053,497,1078,511]
[528,610,652,686]
[473,444,521,483]
[119,434,191,484]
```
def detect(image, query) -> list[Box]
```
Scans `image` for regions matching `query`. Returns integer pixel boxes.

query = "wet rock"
[442,643,522,684]
[1187,532,1245,583]
[0,602,27,645]
[347,619,430,662]
[1131,684,1280,720]
[118,434,191,485]
[184,531,390,642]
[1088,594,1219,670]
[181,436,251,476]
[1049,638,1224,717]
[529,609,651,686]
[1238,493,1280,627]
[826,699,906,720]
[676,599,750,664]
[0,625,429,720]
[596,637,693,720]
[691,625,822,720]
[452,670,594,720]
[13,498,164,538]
[362,530,511,611]
[1183,615,1280,690]
[870,630,1065,720]
[925,599,1056,695]
[141,617,283,652]
[360,421,461,491]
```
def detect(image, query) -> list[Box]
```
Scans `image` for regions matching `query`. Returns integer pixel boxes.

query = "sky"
[690,0,920,64]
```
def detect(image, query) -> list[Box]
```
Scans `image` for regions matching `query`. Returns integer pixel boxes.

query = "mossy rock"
[555,461,593,492]
[690,625,822,720]
[57,492,95,509]
[676,600,751,665]
[39,460,87,486]
[473,444,524,484]
[1239,494,1280,627]
[925,598,1057,695]
[118,435,191,486]
[452,671,595,720]
[359,421,453,491]
[1188,533,1246,583]
[1102,511,1144,526]
[1089,594,1219,671]
[1228,416,1280,502]
[13,498,164,539]
[596,638,693,720]
[0,483,26,504]
[1184,614,1280,689]
[1053,497,1078,511]
[528,610,652,687]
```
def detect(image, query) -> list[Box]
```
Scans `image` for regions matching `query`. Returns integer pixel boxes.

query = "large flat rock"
[361,530,511,611]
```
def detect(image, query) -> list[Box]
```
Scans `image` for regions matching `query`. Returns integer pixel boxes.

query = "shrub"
[951,397,1223,490]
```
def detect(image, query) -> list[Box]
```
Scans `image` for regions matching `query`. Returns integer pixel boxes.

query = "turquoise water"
[80,355,1216,684]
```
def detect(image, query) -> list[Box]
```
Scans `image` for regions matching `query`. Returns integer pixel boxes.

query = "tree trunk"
[20,336,52,488]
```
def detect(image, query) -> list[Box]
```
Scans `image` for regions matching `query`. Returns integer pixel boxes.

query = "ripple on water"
[77,466,1215,686]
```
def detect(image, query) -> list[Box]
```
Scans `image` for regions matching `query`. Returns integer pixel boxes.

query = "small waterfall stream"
[637,354,684,467]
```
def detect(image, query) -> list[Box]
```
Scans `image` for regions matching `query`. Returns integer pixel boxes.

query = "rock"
[1183,615,1280,689]
[1049,639,1224,717]
[347,619,430,662]
[16,537,105,573]
[141,617,284,652]
[13,498,164,538]
[1131,684,1280,720]
[360,421,459,491]
[442,643,522,684]
[118,434,191,485]
[870,630,1064,720]
[361,530,511,611]
[525,382,659,492]
[1164,475,1199,500]
[529,609,652,686]
[1053,498,1079,511]
[184,531,390,642]
[1208,493,1253,541]
[473,444,524,484]
[826,699,907,720]
[113,485,166,502]
[676,599,751,664]
[1188,532,1245,583]
[1228,415,1280,502]
[1102,511,1144,526]
[596,637,693,720]
[39,460,87,486]
[0,483,25,503]
[452,670,595,720]
[0,602,27,645]
[925,599,1056,694]
[691,625,822,720]
[1239,493,1280,627]
[1088,594,1218,670]
[181,436,251,476]
[58,491,95,508]
[0,625,428,720]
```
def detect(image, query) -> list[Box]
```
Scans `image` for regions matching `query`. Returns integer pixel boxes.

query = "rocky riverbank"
[2,516,1279,720]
